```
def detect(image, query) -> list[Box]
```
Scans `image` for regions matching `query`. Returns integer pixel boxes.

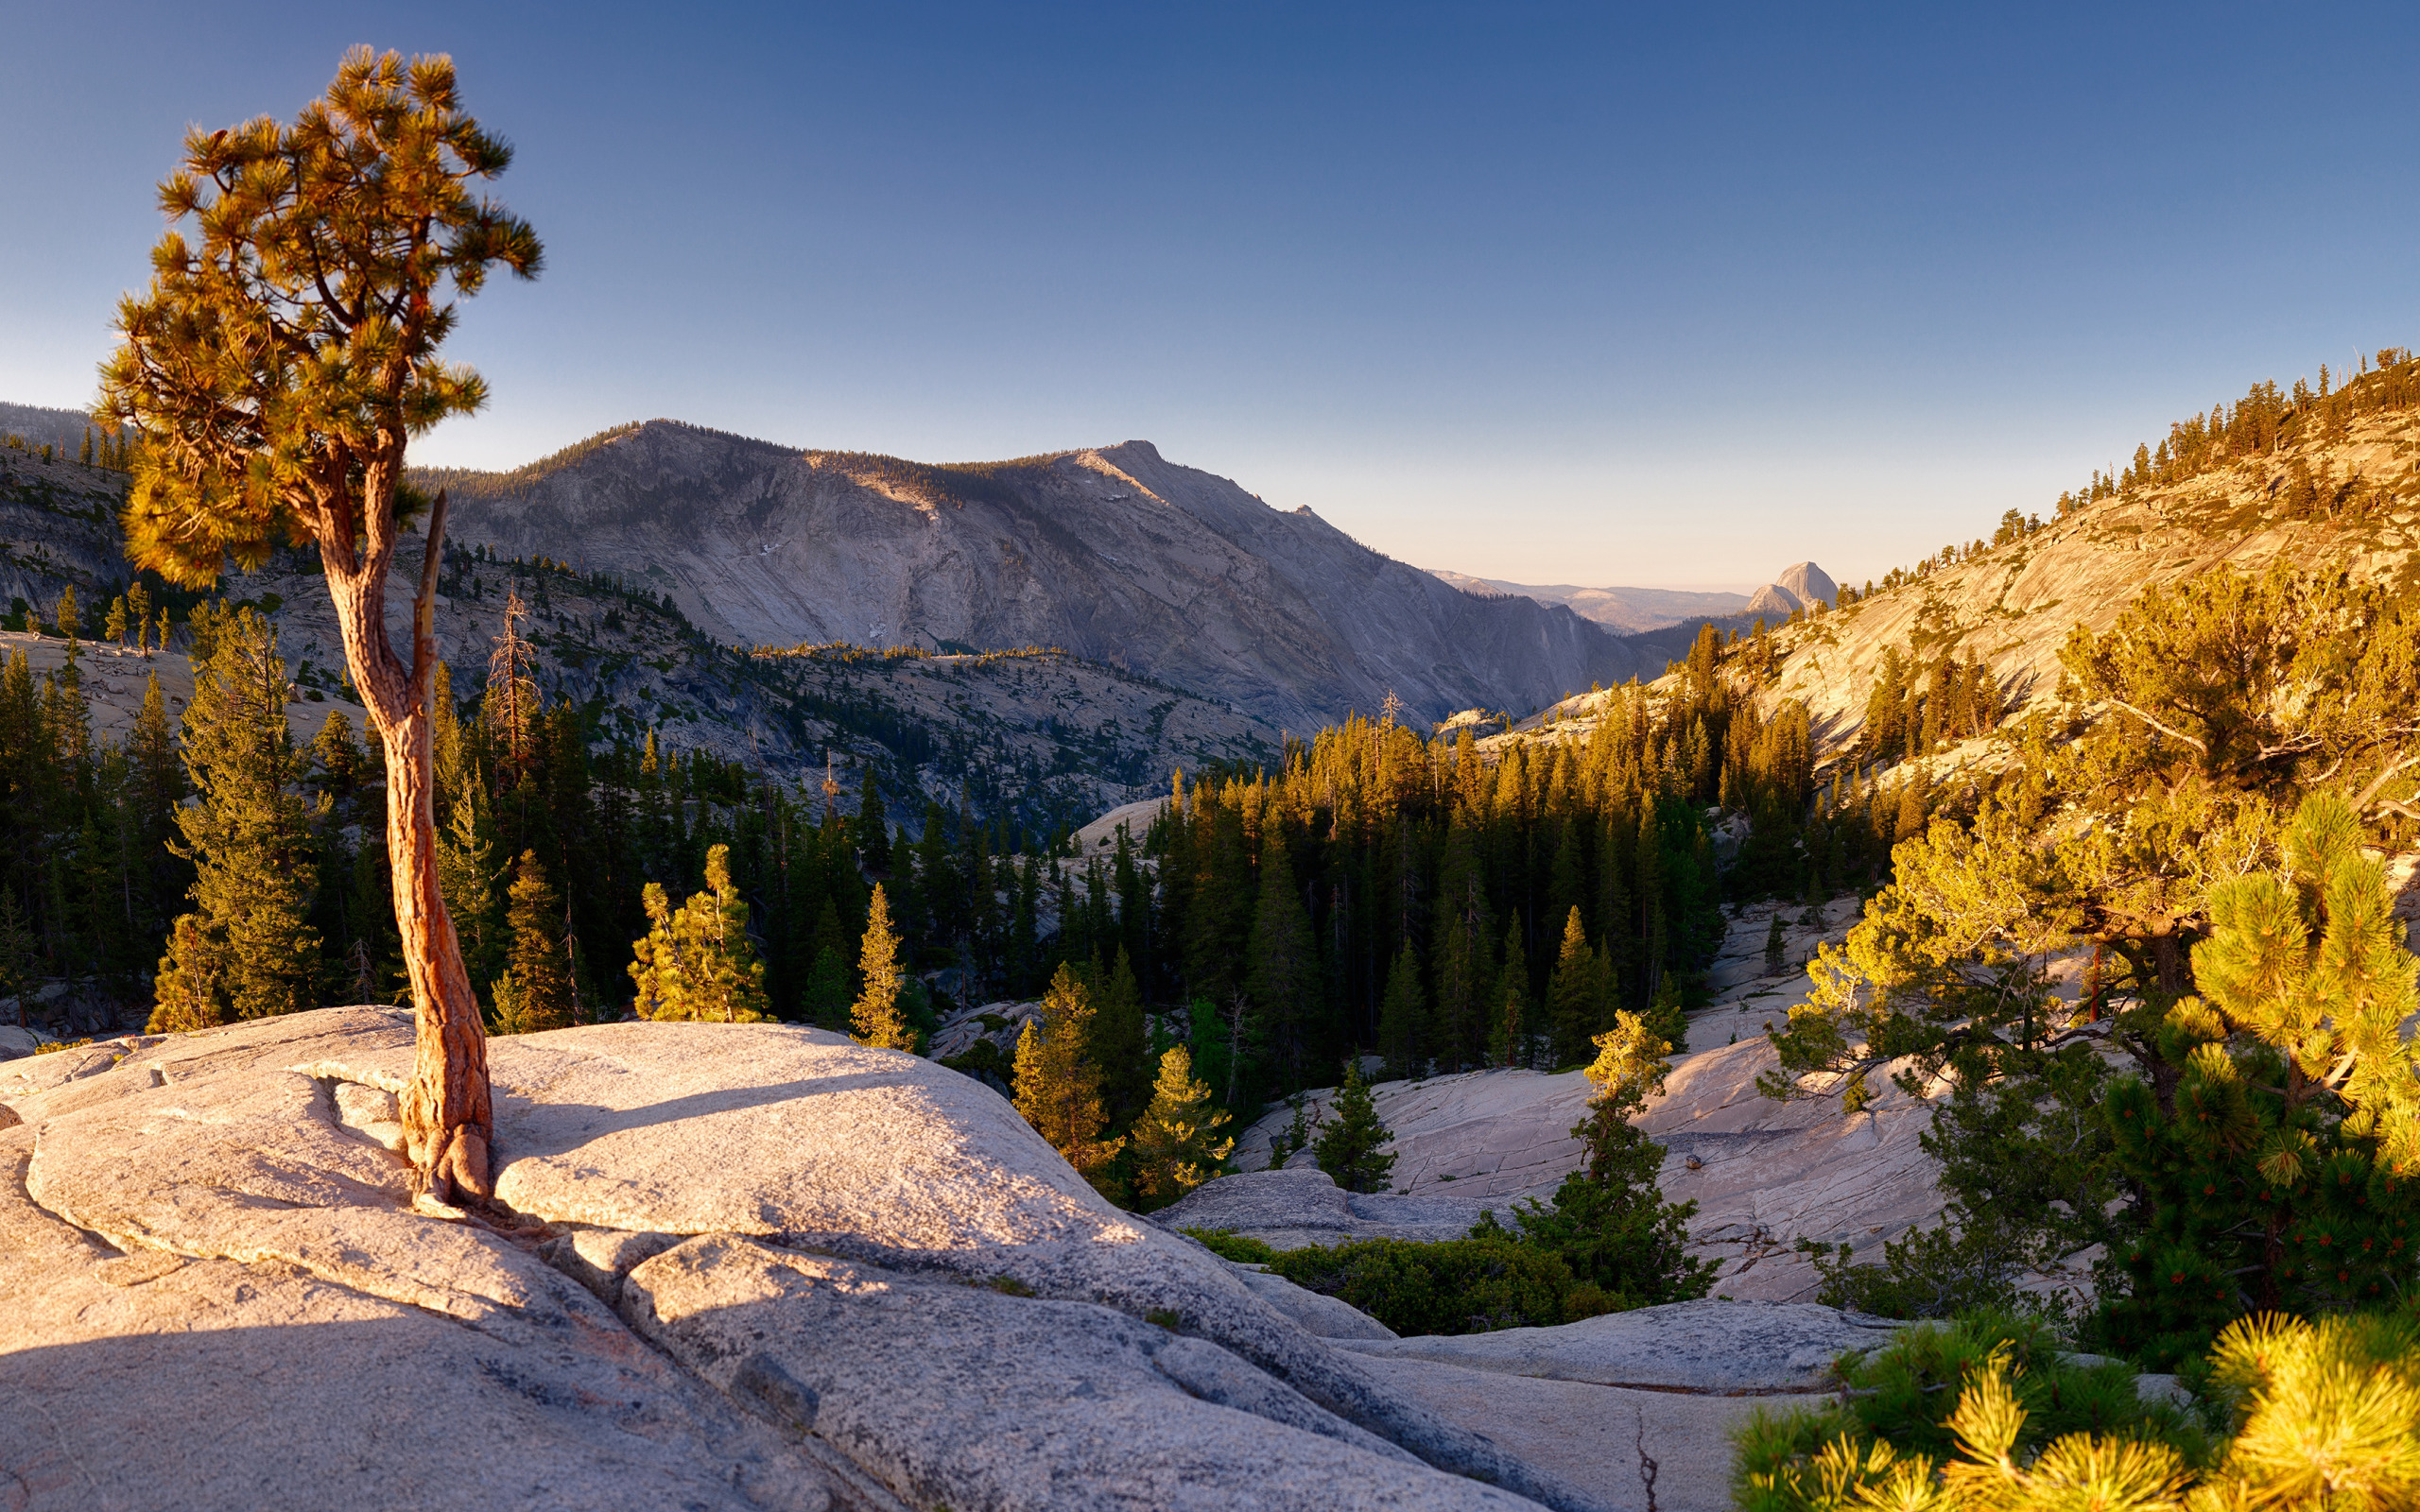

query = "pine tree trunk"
[320,490,492,1202]
[381,708,492,1197]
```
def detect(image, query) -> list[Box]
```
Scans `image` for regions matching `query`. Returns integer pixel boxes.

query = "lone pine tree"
[493,850,573,1034]
[1314,1057,1397,1194]
[1507,1010,1718,1307]
[99,48,541,1199]
[851,883,910,1050]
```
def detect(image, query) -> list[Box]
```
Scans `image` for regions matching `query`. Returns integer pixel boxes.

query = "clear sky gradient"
[4,3,2415,590]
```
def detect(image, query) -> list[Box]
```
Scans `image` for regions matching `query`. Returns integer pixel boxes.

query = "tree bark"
[318,486,492,1202]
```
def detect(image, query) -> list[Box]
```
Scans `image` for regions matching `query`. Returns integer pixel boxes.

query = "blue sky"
[4,3,2415,590]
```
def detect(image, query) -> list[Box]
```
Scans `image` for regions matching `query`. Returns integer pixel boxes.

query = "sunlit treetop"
[97,45,542,588]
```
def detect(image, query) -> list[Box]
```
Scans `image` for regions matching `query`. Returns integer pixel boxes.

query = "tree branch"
[412,487,448,707]
[2354,750,2420,811]
[2101,698,2207,753]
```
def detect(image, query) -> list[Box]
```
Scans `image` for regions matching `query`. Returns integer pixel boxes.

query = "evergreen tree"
[148,608,320,1031]
[438,780,504,996]
[0,887,33,1028]
[493,850,573,1034]
[1375,940,1425,1077]
[1244,838,1319,1091]
[100,49,540,1198]
[1092,944,1150,1123]
[1008,854,1040,993]
[1491,917,1531,1067]
[856,767,892,876]
[1314,1057,1397,1194]
[1509,1010,1718,1306]
[1012,962,1123,1192]
[628,843,769,1022]
[1430,822,1493,1072]
[851,882,911,1049]
[1129,1043,1232,1211]
[2100,792,2420,1367]
[1546,906,1606,1070]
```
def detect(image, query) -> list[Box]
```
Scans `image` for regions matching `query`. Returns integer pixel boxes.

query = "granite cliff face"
[0,443,125,624]
[429,423,1648,730]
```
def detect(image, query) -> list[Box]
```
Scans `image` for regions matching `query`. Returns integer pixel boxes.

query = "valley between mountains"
[10,352,2420,1512]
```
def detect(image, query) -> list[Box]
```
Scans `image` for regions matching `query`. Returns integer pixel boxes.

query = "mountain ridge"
[420,421,1654,730]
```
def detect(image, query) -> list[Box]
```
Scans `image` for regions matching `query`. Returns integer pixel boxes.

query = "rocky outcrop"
[1739,563,1836,622]
[1185,900,1948,1303]
[0,445,130,626]
[433,424,1649,729]
[0,1009,1609,1512]
[1156,1166,1507,1250]
[1334,1297,1903,1393]
[1338,1302,1900,1512]
[1756,408,2420,747]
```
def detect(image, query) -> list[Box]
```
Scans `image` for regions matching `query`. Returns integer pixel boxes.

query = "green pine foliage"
[493,850,574,1034]
[1268,1234,1606,1336]
[629,843,770,1022]
[1129,1043,1234,1210]
[1501,1010,1718,1307]
[1313,1057,1397,1194]
[1770,562,2420,1363]
[148,609,320,1029]
[1013,963,1123,1194]
[2098,792,2420,1368]
[1544,907,1609,1070]
[1490,918,1531,1067]
[1375,941,1425,1078]
[850,883,909,1049]
[1090,946,1150,1123]
[1735,1307,2420,1512]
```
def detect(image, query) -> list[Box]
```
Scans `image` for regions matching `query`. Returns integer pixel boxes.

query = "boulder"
[1155,1166,1504,1250]
[0,1115,827,1512]
[0,1024,40,1060]
[617,1233,1547,1511]
[1357,1352,1834,1512]
[1333,1298,1902,1512]
[2,1008,1610,1512]
[926,998,1040,1062]
[1331,1297,1905,1393]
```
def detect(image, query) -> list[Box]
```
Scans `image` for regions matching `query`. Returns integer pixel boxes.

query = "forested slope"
[1762,352,2420,752]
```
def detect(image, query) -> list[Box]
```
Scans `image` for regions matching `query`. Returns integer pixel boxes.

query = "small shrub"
[1796,1222,2044,1323]
[1267,1236,1617,1336]
[1182,1228,1274,1265]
